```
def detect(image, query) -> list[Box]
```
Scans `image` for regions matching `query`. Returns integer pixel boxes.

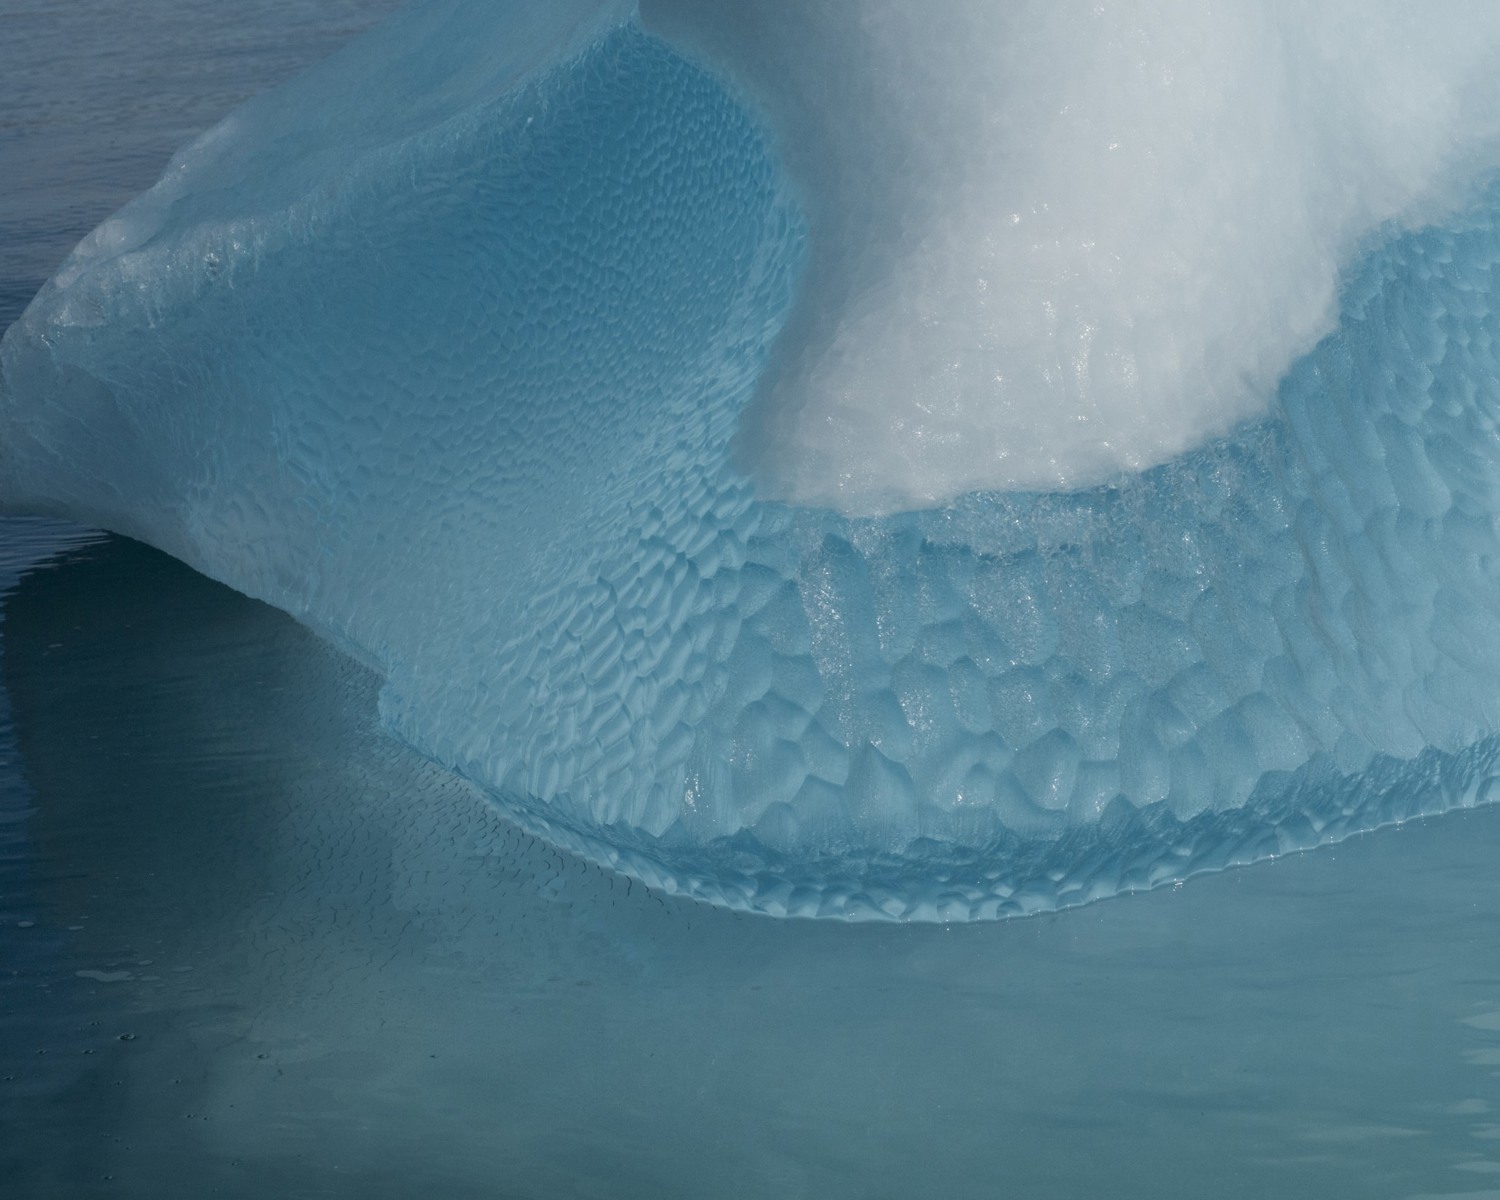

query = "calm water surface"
[5,5,1500,1198]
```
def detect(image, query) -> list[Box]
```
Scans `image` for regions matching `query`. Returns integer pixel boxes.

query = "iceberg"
[7,0,1500,918]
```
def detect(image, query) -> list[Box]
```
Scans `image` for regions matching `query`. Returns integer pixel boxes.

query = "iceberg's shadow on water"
[6,534,1500,1196]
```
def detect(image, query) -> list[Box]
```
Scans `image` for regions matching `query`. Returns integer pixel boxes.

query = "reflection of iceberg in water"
[8,0,1500,917]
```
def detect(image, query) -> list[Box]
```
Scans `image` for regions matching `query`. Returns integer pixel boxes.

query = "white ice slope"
[646,0,1500,510]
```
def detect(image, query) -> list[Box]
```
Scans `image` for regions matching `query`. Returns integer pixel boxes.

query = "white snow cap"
[644,0,1500,512]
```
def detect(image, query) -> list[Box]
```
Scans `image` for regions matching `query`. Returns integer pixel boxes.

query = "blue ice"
[6,0,1500,918]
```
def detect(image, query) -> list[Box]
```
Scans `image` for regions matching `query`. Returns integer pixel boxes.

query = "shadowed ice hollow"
[7,0,1500,918]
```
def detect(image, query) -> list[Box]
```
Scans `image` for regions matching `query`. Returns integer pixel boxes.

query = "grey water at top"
[9,1,1500,1197]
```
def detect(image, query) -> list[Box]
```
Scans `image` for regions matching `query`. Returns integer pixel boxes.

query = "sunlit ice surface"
[10,1,1500,919]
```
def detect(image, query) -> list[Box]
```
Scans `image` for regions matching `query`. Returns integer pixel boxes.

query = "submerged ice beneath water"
[7,1,1500,917]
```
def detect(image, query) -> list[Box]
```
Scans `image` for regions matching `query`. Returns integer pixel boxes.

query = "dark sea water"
[8,4,1500,1198]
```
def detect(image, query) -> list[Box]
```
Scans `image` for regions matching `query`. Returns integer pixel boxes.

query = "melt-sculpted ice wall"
[7,0,1500,918]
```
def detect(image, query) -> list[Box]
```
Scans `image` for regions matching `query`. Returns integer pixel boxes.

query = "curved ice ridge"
[7,3,1500,918]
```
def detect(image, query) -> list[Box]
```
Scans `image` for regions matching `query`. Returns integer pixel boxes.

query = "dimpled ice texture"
[7,1,1500,919]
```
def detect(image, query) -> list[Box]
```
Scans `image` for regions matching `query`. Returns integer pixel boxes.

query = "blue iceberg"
[7,0,1500,918]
